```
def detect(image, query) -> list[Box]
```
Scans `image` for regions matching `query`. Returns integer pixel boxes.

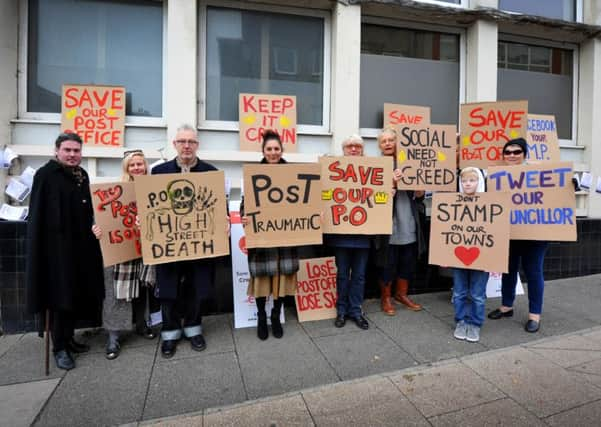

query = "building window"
[499,0,576,22]
[27,0,163,117]
[204,6,325,126]
[498,40,574,139]
[360,23,460,129]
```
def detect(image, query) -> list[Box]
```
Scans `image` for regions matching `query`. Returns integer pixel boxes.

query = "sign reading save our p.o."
[61,84,126,146]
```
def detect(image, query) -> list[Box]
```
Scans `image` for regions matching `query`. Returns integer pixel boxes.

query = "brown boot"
[380,281,395,316]
[394,279,422,311]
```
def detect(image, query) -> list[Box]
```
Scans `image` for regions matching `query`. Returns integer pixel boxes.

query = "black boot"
[271,299,283,339]
[257,311,268,340]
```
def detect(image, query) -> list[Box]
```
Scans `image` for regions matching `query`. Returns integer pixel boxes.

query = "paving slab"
[545,399,601,427]
[313,329,417,380]
[419,292,455,318]
[537,302,600,336]
[544,293,601,324]
[528,346,601,368]
[143,350,245,420]
[462,347,601,418]
[581,329,601,347]
[568,358,601,387]
[204,394,313,427]
[467,317,541,350]
[35,345,155,427]
[428,398,545,427]
[302,376,428,427]
[78,328,159,355]
[233,321,338,400]
[0,333,22,358]
[0,378,60,427]
[389,362,504,418]
[0,333,64,386]
[526,333,601,351]
[299,317,366,339]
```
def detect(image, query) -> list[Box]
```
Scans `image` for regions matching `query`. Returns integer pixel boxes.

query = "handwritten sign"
[460,101,528,168]
[320,156,392,234]
[527,114,561,162]
[383,103,431,128]
[295,257,337,322]
[487,162,576,241]
[91,182,140,267]
[61,84,126,146]
[429,192,511,273]
[396,124,457,191]
[239,93,297,152]
[242,164,322,248]
[135,171,229,265]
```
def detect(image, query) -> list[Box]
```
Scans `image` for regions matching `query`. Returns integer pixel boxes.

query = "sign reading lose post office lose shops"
[460,100,528,169]
[295,257,337,322]
[487,162,577,241]
[135,171,229,265]
[320,156,393,234]
[527,114,561,162]
[242,164,322,248]
[396,124,457,191]
[239,93,297,152]
[61,84,126,146]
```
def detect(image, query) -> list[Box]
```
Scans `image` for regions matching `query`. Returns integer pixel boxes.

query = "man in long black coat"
[26,133,104,370]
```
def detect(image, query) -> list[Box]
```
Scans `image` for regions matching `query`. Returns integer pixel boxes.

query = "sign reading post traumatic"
[396,124,457,191]
[239,93,297,152]
[487,162,576,241]
[242,164,322,248]
[320,156,393,234]
[295,257,337,322]
[135,171,229,265]
[429,192,511,273]
[460,101,528,168]
[91,181,140,267]
[527,114,561,162]
[61,84,126,146]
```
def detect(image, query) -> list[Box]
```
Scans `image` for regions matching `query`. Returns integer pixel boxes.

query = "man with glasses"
[152,124,218,358]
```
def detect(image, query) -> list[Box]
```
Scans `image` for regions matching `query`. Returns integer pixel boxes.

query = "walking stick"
[45,309,50,376]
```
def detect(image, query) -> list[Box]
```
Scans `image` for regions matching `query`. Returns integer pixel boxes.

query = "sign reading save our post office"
[61,84,126,146]
[135,171,229,265]
[242,164,322,248]
[239,93,297,152]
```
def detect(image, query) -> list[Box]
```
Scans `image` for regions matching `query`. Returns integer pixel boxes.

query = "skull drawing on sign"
[167,179,195,215]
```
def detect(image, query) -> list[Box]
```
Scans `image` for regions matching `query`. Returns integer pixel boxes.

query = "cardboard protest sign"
[61,84,126,146]
[526,114,561,162]
[383,103,431,128]
[239,93,297,152]
[296,257,337,322]
[429,192,511,273]
[320,156,393,234]
[135,171,229,265]
[460,101,528,168]
[396,124,457,191]
[91,182,140,267]
[243,163,322,248]
[487,162,576,241]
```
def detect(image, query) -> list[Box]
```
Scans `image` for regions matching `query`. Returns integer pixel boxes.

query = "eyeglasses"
[503,149,524,156]
[175,139,199,146]
[344,144,363,150]
[123,149,144,158]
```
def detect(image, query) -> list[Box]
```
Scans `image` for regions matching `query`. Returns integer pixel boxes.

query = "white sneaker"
[454,321,467,340]
[466,324,481,343]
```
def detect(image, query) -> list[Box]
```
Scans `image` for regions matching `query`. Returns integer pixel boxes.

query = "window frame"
[498,34,579,145]
[198,0,331,135]
[358,16,466,138]
[17,0,167,126]
[498,0,583,23]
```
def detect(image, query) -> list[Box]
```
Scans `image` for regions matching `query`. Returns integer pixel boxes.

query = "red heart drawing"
[454,246,480,266]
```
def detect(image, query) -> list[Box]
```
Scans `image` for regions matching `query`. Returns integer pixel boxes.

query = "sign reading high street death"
[295,257,337,322]
[429,192,511,273]
[460,100,528,168]
[320,156,393,234]
[396,124,457,191]
[487,162,576,241]
[239,93,297,152]
[526,114,561,162]
[135,171,229,265]
[242,164,322,248]
[61,84,126,146]
[383,103,431,128]
[91,181,141,267]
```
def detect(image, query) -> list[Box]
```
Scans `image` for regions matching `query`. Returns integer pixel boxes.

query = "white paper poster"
[486,272,524,298]
[230,200,284,329]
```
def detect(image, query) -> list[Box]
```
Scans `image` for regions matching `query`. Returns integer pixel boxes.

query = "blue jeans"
[502,240,548,315]
[453,268,489,327]
[334,247,369,318]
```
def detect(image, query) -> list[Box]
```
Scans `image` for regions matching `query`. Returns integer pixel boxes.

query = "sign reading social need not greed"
[295,257,337,322]
[460,100,528,168]
[429,192,511,273]
[61,84,126,146]
[239,93,297,152]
